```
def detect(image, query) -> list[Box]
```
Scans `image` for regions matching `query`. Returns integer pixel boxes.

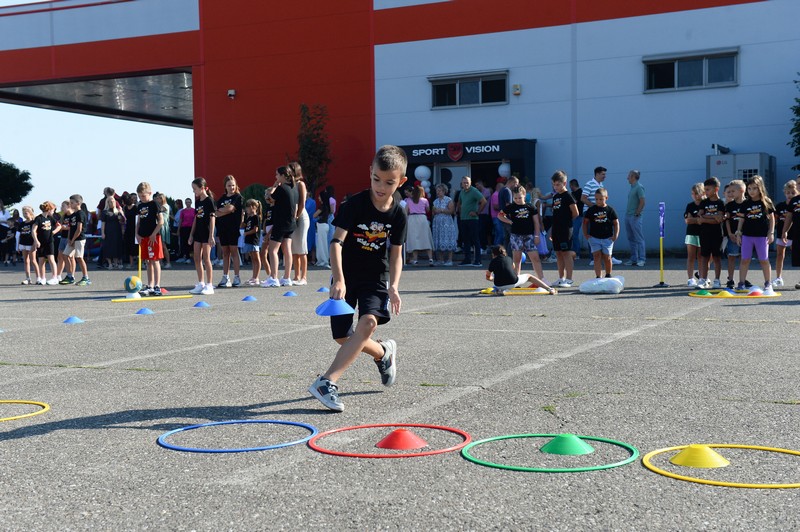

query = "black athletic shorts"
[218,225,240,246]
[330,279,391,339]
[269,228,293,243]
[699,234,723,258]
[38,239,54,256]
[551,227,573,252]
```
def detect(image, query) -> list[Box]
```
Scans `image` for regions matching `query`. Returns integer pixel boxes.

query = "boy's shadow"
[0,391,379,442]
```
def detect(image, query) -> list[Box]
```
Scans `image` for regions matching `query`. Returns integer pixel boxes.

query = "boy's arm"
[329,226,348,300]
[497,210,512,224]
[71,222,83,244]
[388,243,403,315]
[569,203,579,220]
[782,212,793,243]
[152,211,163,239]
[611,219,620,241]
[582,216,590,240]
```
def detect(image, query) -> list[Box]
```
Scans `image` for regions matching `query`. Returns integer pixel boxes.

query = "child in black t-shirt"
[60,194,90,286]
[683,183,705,287]
[733,175,775,292]
[308,145,409,412]
[135,182,164,296]
[549,170,579,287]
[773,180,797,287]
[17,206,40,285]
[486,245,555,295]
[497,185,544,279]
[723,180,746,289]
[242,198,262,286]
[582,188,619,278]
[697,177,725,289]
[188,177,216,295]
[34,201,61,285]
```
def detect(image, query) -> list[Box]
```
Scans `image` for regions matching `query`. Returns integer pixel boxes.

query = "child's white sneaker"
[772,277,784,287]
[47,277,59,285]
[762,284,775,296]
[687,278,698,287]
[201,284,215,295]
[712,279,721,289]
[264,277,280,288]
[279,278,293,287]
[190,282,204,294]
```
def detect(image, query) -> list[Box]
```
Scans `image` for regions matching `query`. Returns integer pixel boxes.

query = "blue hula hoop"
[157,419,319,453]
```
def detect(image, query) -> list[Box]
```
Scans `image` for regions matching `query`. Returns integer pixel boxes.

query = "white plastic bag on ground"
[579,275,625,294]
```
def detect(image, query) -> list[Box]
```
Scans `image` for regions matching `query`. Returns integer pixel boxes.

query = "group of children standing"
[684,175,796,294]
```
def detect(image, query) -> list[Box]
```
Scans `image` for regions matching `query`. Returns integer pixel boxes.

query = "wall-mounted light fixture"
[512,84,521,96]
[227,89,237,100]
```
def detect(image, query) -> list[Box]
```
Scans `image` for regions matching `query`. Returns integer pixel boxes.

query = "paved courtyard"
[1,259,798,530]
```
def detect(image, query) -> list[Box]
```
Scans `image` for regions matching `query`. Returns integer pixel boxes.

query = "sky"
[0,102,194,211]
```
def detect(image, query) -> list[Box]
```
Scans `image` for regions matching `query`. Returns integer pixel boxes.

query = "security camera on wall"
[227,89,236,99]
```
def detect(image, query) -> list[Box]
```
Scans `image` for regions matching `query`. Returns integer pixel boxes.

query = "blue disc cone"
[193,301,210,308]
[63,316,84,324]
[242,295,257,302]
[283,291,298,297]
[315,298,356,316]
[136,308,154,315]
[317,286,330,293]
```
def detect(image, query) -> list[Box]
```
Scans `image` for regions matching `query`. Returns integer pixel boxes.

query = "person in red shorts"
[135,182,164,296]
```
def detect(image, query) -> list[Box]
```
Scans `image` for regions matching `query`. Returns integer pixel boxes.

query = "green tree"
[790,76,800,171]
[297,103,332,196]
[241,183,268,214]
[0,157,33,205]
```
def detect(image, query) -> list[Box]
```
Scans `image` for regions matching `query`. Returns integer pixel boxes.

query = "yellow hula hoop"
[0,400,50,422]
[642,444,800,489]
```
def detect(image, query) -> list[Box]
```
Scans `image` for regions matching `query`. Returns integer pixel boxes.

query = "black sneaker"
[375,339,397,386]
[744,280,753,289]
[152,286,162,296]
[59,276,75,285]
[726,279,735,289]
[308,376,344,412]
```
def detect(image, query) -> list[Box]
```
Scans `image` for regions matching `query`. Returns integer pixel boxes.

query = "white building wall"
[375,0,800,250]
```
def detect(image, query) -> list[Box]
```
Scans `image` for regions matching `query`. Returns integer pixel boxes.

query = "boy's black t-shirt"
[724,200,745,238]
[271,183,298,234]
[740,199,774,237]
[18,219,35,246]
[216,193,243,232]
[263,204,274,227]
[34,214,55,242]
[787,195,800,239]
[68,210,87,241]
[501,202,537,235]
[488,255,517,287]
[137,200,160,238]
[775,201,789,227]
[334,189,407,282]
[699,198,725,239]
[243,214,260,245]
[584,205,618,239]
[551,191,576,230]
[684,201,702,236]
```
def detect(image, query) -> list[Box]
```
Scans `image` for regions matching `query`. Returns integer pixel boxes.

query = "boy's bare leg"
[324,315,383,383]
[592,251,602,277]
[603,253,612,276]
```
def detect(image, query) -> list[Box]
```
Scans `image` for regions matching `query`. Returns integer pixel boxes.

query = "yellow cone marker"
[670,444,730,468]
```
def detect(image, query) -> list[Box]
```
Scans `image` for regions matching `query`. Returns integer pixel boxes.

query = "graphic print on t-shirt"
[353,221,391,251]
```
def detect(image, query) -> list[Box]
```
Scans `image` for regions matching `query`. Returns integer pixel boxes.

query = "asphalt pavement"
[1,257,798,530]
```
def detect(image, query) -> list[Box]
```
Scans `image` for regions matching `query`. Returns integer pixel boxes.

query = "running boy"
[135,182,164,296]
[582,187,619,278]
[549,170,579,287]
[308,145,408,412]
[61,194,90,286]
[723,180,746,289]
[697,177,725,289]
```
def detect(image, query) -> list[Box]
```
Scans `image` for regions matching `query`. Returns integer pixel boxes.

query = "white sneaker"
[264,277,280,288]
[589,260,595,266]
[712,279,721,289]
[623,260,635,266]
[636,260,646,267]
[190,282,204,294]
[232,275,241,287]
[554,278,564,287]
[280,278,293,287]
[201,284,215,295]
[217,275,231,288]
[47,277,59,285]
[611,257,622,265]
[21,278,30,285]
[763,285,775,296]
[294,279,307,286]
[443,261,453,266]
[562,279,573,287]
[772,277,784,287]
[687,278,698,288]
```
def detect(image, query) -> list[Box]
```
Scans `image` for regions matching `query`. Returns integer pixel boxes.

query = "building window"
[644,49,738,92]
[429,71,508,108]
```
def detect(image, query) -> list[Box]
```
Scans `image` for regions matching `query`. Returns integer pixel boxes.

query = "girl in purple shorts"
[733,175,775,293]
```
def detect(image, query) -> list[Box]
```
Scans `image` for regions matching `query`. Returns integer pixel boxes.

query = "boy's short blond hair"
[728,179,746,191]
[784,180,797,191]
[595,187,608,197]
[137,182,152,194]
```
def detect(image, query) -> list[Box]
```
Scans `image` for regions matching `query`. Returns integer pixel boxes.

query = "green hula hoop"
[462,433,639,473]
[0,400,50,422]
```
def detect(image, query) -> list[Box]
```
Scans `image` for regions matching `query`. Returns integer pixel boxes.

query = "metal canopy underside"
[0,71,192,128]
